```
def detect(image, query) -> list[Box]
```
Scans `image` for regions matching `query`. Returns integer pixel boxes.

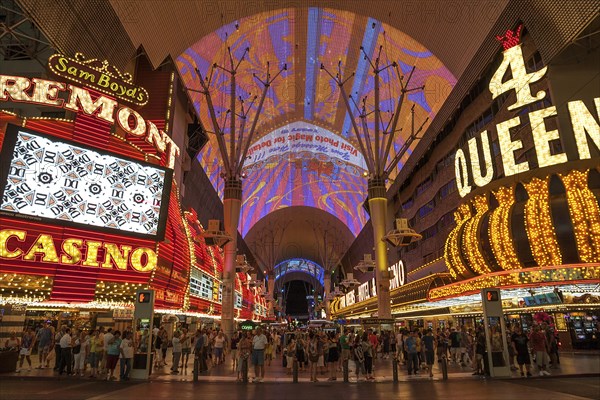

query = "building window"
[402,198,414,210]
[418,199,435,218]
[421,225,438,240]
[416,177,433,197]
[439,179,456,199]
[438,210,456,228]
[527,51,543,71]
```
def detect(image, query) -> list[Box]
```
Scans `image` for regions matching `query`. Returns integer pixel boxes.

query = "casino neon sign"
[0,229,157,272]
[454,25,600,197]
[0,75,180,168]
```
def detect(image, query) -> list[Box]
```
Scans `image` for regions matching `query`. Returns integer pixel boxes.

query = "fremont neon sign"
[455,25,600,197]
[0,229,157,272]
[0,75,180,168]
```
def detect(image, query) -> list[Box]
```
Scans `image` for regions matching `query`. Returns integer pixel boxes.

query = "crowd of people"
[390,322,561,378]
[2,320,562,382]
[3,323,136,381]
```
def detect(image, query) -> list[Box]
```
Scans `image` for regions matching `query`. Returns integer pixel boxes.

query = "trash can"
[132,352,153,374]
[0,350,18,373]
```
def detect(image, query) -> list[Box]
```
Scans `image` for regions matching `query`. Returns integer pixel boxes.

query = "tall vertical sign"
[131,289,155,380]
[481,288,511,377]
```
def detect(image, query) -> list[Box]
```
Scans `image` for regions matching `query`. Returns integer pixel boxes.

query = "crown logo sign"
[495,24,523,50]
[73,52,134,84]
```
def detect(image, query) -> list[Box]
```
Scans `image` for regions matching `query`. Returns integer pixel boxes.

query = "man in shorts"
[512,327,532,377]
[422,329,435,377]
[36,322,52,368]
[529,325,550,376]
[252,327,268,382]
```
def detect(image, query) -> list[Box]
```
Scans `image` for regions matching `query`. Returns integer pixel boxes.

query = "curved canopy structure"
[175,7,456,239]
[274,259,324,286]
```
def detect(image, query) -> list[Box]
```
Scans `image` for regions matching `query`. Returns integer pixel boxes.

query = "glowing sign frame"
[0,124,173,240]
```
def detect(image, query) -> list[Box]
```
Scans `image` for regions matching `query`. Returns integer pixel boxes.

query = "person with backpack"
[308,332,320,382]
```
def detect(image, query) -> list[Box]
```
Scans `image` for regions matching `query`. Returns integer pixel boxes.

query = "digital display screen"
[0,124,172,239]
[523,292,562,307]
[176,7,456,238]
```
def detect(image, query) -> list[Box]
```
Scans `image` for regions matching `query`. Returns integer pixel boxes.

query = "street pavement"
[0,376,599,400]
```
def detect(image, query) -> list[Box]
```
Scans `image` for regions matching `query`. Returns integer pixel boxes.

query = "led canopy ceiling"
[239,121,367,237]
[176,7,456,236]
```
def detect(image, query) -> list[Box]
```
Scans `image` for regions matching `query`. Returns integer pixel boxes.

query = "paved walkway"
[5,350,599,383]
[1,376,599,400]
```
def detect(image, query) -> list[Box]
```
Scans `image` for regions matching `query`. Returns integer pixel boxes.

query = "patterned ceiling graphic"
[176,7,456,237]
[239,121,367,237]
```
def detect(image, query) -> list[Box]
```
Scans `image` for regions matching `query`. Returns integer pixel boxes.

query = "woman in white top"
[213,331,226,365]
[76,331,89,376]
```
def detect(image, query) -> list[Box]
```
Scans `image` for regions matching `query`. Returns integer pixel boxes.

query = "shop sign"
[0,228,157,272]
[48,53,149,106]
[0,75,180,168]
[389,260,406,289]
[113,308,134,320]
[240,320,255,330]
[361,318,394,325]
[342,261,406,307]
[455,25,600,197]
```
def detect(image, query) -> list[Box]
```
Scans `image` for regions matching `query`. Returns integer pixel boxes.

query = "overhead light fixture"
[195,219,232,248]
[383,218,422,247]
[354,254,376,273]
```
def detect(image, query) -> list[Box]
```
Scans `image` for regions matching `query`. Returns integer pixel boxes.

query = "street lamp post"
[321,48,427,319]
[193,48,286,338]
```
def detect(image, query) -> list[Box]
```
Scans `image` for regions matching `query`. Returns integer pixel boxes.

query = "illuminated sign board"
[340,261,406,308]
[0,75,180,168]
[486,291,499,302]
[137,291,151,303]
[0,125,172,239]
[241,321,255,330]
[454,25,600,197]
[48,53,149,106]
[0,228,157,272]
[389,260,406,290]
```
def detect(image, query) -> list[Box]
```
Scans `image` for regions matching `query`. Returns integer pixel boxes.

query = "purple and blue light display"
[175,7,456,237]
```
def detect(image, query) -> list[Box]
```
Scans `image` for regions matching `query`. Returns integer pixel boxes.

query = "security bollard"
[193,357,199,382]
[392,357,398,382]
[343,360,349,382]
[293,360,299,383]
[242,358,249,383]
[441,355,448,381]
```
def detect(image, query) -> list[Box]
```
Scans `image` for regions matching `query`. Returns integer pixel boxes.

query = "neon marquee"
[454,25,600,197]
[0,75,180,168]
[0,228,157,273]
